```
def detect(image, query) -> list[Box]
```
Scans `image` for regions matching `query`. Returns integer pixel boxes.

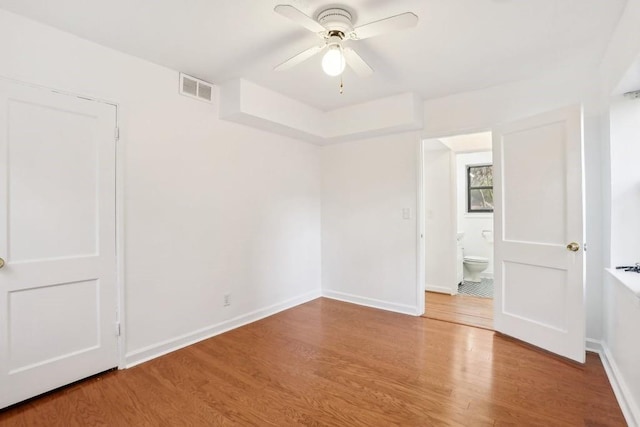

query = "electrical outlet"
[223,293,231,307]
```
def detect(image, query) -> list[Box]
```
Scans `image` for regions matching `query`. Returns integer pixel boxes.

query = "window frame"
[466,163,494,213]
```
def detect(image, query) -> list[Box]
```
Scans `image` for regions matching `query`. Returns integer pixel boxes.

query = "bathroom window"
[467,164,493,213]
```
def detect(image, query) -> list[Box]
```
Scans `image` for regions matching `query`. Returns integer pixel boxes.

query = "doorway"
[418,106,587,363]
[420,132,494,330]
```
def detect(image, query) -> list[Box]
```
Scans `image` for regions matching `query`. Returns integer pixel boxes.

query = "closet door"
[0,81,118,408]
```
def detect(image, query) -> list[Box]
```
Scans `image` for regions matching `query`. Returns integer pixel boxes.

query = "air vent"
[179,73,214,103]
[624,90,640,100]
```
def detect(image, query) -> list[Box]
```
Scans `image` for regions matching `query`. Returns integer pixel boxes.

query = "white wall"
[609,95,640,265]
[0,10,322,365]
[601,78,640,427]
[603,274,640,426]
[321,132,420,314]
[599,3,640,424]
[456,152,494,275]
[219,79,325,143]
[325,93,424,142]
[423,141,456,294]
[601,0,640,96]
[219,80,423,144]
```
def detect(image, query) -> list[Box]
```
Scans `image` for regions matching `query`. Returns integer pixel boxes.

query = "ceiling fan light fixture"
[322,45,345,76]
[274,4,418,78]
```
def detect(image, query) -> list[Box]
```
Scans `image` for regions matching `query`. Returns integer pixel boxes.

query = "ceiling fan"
[273,4,418,78]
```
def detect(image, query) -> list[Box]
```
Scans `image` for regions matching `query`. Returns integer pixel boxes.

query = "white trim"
[124,289,321,368]
[0,75,119,108]
[115,105,127,369]
[416,140,426,315]
[425,284,456,295]
[606,268,640,299]
[585,338,603,354]
[449,151,459,294]
[586,338,639,427]
[322,289,418,316]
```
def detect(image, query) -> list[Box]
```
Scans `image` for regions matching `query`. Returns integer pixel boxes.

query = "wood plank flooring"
[424,291,494,330]
[0,298,625,426]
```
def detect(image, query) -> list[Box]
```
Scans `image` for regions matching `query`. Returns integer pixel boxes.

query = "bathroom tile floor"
[458,278,493,298]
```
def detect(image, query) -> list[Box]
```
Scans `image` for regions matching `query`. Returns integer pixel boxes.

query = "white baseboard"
[585,338,603,354]
[322,289,418,316]
[586,338,639,427]
[125,289,322,368]
[425,284,456,295]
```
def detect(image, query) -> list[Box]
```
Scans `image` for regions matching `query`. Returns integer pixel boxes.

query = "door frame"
[416,140,425,315]
[416,128,492,316]
[0,76,127,369]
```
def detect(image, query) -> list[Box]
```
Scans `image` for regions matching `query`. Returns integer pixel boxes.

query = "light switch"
[402,208,411,219]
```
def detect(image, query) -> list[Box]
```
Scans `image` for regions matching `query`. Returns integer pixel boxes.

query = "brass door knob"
[566,242,580,252]
[0,258,4,269]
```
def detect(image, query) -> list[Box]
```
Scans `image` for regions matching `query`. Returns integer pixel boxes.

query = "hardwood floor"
[0,298,625,426]
[424,291,494,330]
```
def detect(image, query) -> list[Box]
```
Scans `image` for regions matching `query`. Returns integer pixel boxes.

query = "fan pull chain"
[340,75,344,94]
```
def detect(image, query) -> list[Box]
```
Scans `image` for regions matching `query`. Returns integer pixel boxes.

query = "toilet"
[463,256,489,283]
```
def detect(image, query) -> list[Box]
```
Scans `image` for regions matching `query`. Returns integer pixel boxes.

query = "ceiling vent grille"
[179,73,214,103]
[624,90,640,100]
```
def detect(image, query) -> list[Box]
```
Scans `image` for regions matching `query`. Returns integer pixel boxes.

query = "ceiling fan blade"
[274,5,326,33]
[274,45,325,71]
[343,47,373,78]
[352,12,418,40]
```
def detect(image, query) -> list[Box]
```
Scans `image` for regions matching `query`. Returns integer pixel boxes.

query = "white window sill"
[606,268,640,299]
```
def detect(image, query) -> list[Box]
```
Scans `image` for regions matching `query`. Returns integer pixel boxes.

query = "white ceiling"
[0,0,627,110]
[439,132,492,153]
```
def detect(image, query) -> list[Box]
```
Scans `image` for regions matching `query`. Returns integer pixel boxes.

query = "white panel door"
[493,106,585,363]
[0,81,118,408]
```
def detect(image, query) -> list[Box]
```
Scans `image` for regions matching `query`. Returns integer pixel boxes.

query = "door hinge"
[115,322,121,337]
[584,242,587,252]
[114,127,120,141]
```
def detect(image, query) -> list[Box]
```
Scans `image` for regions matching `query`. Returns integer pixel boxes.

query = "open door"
[493,106,585,363]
